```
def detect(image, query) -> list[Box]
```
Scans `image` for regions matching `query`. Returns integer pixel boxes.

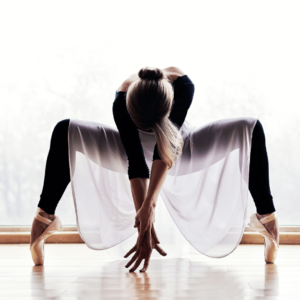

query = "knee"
[254,119,264,134]
[255,119,263,131]
[54,119,70,131]
[52,119,70,141]
[252,119,266,143]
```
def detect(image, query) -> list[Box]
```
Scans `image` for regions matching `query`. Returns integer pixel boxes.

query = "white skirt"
[68,117,257,259]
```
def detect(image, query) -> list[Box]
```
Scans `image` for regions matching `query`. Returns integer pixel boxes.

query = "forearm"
[143,160,168,209]
[130,177,149,212]
[130,160,168,212]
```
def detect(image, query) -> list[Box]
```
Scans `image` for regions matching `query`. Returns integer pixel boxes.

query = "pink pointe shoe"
[248,212,279,263]
[30,208,62,265]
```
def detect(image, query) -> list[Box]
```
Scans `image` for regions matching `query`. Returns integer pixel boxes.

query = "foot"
[30,208,55,247]
[256,213,279,245]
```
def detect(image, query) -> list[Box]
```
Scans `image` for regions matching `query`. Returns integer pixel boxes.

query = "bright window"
[0,1,299,225]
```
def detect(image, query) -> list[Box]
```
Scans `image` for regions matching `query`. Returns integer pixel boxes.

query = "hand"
[134,203,155,250]
[124,225,167,272]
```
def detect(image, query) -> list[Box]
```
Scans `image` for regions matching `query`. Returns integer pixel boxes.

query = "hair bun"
[138,67,164,81]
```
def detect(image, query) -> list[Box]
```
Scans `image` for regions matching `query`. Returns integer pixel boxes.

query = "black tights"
[38,119,275,215]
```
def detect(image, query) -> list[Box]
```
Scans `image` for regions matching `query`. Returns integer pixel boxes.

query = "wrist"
[143,196,156,210]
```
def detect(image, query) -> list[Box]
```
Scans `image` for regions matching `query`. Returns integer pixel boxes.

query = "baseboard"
[240,232,300,244]
[0,231,299,245]
[0,232,84,244]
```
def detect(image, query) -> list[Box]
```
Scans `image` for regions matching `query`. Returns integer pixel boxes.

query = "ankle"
[256,212,273,220]
[37,207,55,222]
[257,213,279,243]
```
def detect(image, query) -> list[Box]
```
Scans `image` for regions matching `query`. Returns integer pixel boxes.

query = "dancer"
[30,66,279,271]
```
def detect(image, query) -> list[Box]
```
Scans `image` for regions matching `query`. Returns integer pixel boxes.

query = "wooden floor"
[0,244,300,299]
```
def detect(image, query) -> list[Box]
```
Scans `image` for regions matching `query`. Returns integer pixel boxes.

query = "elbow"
[165,66,185,76]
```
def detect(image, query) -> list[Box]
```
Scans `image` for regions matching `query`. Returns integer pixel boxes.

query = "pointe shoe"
[30,208,62,265]
[248,212,279,263]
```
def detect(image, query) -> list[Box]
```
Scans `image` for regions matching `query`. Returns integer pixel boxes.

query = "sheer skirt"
[68,117,257,259]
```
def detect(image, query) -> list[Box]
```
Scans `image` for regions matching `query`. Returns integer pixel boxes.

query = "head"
[126,66,183,169]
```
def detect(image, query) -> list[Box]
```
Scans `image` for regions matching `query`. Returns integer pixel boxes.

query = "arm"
[113,89,151,211]
[133,159,169,249]
[152,70,195,161]
[130,158,168,216]
[117,67,186,208]
[125,159,169,272]
[143,160,169,209]
[130,178,149,212]
[112,92,150,180]
[113,90,168,272]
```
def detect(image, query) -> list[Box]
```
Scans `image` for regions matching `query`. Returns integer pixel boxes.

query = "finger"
[125,251,139,268]
[151,226,160,244]
[124,244,137,258]
[129,256,144,272]
[154,244,167,256]
[140,251,151,272]
[147,229,152,249]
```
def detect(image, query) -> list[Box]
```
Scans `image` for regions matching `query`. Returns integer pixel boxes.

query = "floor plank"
[0,244,299,299]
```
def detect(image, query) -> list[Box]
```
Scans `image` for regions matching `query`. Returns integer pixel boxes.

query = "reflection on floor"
[0,244,299,299]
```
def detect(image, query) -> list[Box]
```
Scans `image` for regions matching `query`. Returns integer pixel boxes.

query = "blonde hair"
[126,66,183,169]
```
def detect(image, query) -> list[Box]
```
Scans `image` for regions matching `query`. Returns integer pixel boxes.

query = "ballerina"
[30,66,279,271]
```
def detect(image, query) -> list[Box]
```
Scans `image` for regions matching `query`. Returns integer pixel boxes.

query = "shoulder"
[113,91,127,113]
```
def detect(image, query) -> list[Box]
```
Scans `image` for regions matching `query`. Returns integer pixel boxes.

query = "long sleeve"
[113,91,150,180]
[152,75,195,161]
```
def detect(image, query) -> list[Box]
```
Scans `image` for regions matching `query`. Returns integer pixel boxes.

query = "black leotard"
[112,75,195,180]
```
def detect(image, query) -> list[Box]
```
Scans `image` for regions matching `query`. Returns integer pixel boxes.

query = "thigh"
[68,119,128,175]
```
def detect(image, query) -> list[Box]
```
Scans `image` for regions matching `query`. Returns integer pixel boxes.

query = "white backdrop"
[0,0,299,225]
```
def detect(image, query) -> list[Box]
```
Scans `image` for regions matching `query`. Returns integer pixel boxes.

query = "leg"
[249,120,279,243]
[31,119,70,252]
[249,120,275,214]
[38,119,71,214]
